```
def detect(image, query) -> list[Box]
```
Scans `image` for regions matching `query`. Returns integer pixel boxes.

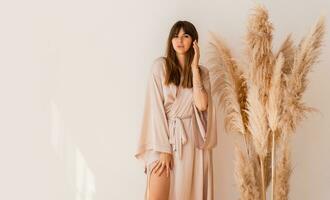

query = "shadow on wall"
[50,100,96,200]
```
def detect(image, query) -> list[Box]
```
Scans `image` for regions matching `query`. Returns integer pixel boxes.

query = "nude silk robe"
[135,57,218,200]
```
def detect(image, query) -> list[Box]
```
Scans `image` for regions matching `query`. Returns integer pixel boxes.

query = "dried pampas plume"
[207,4,326,200]
[274,134,292,200]
[281,16,325,134]
[246,5,275,106]
[208,32,250,154]
[246,81,269,159]
[208,32,247,136]
[235,146,261,200]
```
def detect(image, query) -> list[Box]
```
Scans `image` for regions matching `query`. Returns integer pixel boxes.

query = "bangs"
[173,23,192,37]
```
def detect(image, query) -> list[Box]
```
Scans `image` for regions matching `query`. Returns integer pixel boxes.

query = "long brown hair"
[164,20,199,88]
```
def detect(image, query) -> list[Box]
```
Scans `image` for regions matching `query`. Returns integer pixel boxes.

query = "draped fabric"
[135,57,218,200]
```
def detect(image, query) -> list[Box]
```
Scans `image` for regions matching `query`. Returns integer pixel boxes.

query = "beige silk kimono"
[135,57,218,200]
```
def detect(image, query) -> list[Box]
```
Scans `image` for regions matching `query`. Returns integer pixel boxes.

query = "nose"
[178,37,184,43]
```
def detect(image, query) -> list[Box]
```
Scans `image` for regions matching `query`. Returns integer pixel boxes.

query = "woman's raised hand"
[153,152,173,177]
[192,40,200,69]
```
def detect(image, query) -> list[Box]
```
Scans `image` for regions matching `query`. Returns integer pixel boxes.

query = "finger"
[152,160,159,171]
[153,164,159,174]
[166,166,169,177]
[166,164,170,177]
[157,164,165,176]
[156,164,164,176]
[153,161,161,174]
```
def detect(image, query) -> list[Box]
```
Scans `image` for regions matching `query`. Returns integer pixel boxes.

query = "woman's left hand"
[192,40,200,70]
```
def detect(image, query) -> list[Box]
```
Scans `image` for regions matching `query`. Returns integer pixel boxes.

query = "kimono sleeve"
[192,66,218,149]
[134,58,172,166]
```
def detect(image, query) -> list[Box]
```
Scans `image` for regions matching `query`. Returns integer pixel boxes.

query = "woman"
[135,20,218,200]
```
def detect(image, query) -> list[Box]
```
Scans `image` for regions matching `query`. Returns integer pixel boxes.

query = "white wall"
[0,0,329,199]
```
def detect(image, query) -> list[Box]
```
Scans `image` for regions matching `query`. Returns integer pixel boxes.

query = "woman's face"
[171,28,193,55]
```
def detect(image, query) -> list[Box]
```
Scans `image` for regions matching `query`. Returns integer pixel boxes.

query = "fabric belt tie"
[168,115,192,160]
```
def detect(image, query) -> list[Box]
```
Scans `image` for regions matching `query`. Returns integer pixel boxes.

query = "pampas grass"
[276,34,295,77]
[246,81,269,200]
[209,33,247,136]
[235,146,261,200]
[246,81,269,159]
[274,134,292,200]
[280,16,325,134]
[267,53,284,133]
[246,5,275,106]
[208,33,250,154]
[267,53,284,199]
[207,4,325,200]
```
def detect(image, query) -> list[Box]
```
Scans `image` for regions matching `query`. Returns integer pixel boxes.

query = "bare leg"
[148,162,170,200]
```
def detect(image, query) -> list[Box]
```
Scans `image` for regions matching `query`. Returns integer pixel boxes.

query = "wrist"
[192,65,200,72]
[192,64,198,68]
